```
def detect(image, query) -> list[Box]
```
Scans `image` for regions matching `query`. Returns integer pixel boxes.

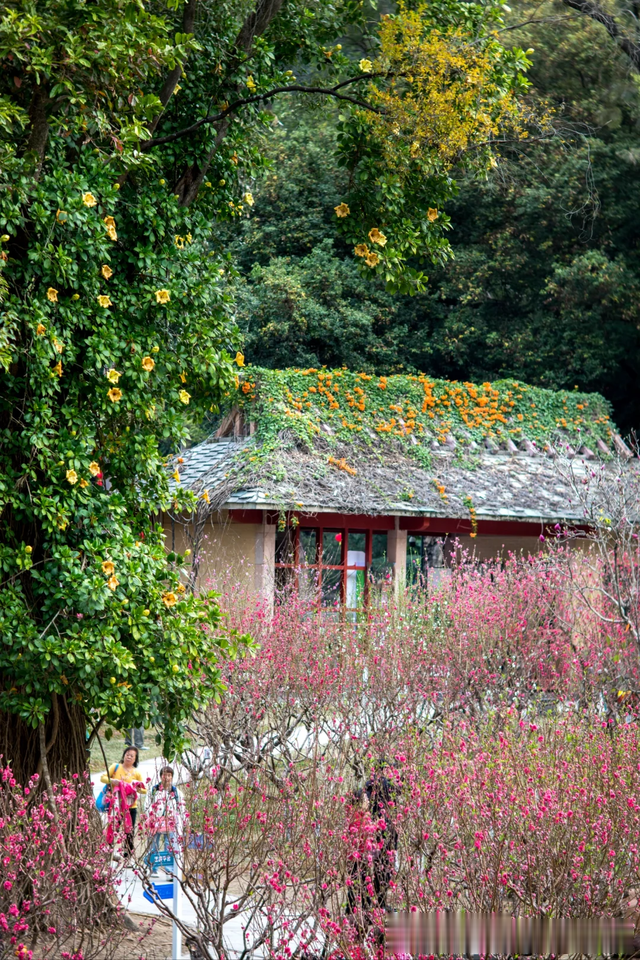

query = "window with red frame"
[274,525,391,610]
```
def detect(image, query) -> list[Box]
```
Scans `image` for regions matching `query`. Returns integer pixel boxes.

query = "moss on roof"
[232,367,614,464]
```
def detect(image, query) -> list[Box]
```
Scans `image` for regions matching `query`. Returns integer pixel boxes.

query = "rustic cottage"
[165,367,627,611]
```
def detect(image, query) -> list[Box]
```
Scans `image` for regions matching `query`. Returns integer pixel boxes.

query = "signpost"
[171,858,183,960]
[150,851,175,871]
[142,852,184,960]
[143,880,175,903]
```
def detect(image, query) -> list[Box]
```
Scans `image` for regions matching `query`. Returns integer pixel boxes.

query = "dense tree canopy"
[4,0,637,781]
[0,0,534,779]
[230,0,640,434]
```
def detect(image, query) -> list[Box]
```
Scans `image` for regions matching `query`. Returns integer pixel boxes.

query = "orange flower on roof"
[328,455,357,476]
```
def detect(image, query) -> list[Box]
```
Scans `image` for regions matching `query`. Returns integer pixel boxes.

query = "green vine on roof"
[229,367,615,463]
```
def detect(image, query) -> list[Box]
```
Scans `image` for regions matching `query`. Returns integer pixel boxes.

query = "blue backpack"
[96,763,119,812]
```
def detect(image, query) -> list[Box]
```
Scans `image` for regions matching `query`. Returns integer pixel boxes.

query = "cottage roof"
[169,368,633,524]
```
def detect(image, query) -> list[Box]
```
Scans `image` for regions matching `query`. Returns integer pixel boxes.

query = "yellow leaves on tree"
[366,4,527,175]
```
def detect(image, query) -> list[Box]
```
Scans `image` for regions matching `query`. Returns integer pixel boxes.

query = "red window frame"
[275,525,376,609]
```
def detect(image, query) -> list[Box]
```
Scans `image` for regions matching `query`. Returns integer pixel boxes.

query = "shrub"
[0,767,129,960]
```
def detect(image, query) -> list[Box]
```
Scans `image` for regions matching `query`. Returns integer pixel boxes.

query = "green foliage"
[330,3,536,293]
[233,367,614,464]
[228,2,640,434]
[0,0,184,161]
[0,165,243,743]
[237,240,402,370]
[0,0,252,750]
[0,0,610,757]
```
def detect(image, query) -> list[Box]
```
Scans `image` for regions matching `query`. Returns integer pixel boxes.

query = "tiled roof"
[170,433,634,525]
[170,437,249,493]
[168,368,634,524]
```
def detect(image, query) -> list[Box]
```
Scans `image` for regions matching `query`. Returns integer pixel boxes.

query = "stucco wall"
[453,534,545,562]
[452,533,591,562]
[162,511,275,605]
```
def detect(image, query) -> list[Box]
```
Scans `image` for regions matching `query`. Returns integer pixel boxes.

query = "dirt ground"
[43,914,181,960]
[106,914,174,960]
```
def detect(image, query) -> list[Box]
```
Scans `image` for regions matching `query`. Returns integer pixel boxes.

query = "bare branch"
[142,80,380,151]
[497,14,584,33]
[561,0,640,70]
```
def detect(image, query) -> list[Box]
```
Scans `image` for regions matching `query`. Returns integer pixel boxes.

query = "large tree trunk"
[0,693,89,785]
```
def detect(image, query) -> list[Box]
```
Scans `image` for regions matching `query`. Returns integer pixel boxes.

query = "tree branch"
[146,0,199,138]
[46,692,59,754]
[167,0,365,205]
[561,0,640,70]
[24,85,50,180]
[497,14,584,33]
[142,81,379,151]
[235,0,285,55]
[38,720,65,851]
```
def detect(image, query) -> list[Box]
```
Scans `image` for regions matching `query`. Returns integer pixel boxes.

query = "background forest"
[226,0,640,435]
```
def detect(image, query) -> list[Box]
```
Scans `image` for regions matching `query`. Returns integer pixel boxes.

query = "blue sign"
[143,882,174,902]
[150,851,174,869]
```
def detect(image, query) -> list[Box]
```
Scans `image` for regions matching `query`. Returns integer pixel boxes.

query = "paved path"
[113,865,253,958]
[93,755,254,958]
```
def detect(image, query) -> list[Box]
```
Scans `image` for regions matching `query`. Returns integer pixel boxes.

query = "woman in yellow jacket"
[100,746,147,855]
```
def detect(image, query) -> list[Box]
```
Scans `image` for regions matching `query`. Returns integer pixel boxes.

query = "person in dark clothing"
[345,789,374,931]
[365,762,398,911]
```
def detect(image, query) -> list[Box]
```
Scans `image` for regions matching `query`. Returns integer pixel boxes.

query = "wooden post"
[387,518,407,597]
